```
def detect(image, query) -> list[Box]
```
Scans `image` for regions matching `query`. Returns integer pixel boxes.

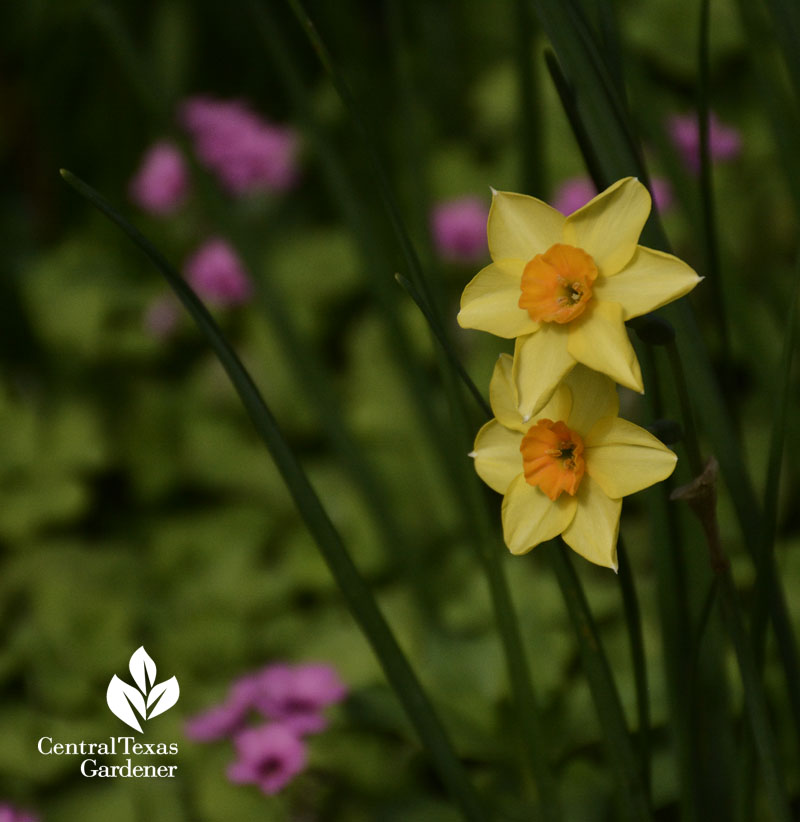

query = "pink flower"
[185,702,247,742]
[667,112,741,173]
[128,141,189,215]
[178,96,299,195]
[185,674,262,742]
[430,196,488,263]
[183,238,254,307]
[254,663,348,735]
[551,175,673,215]
[185,662,347,745]
[227,724,307,795]
[0,804,39,822]
[143,295,180,339]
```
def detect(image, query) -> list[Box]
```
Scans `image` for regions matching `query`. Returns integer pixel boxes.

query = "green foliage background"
[1,0,798,819]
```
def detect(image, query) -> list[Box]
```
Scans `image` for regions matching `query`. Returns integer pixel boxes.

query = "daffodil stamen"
[518,243,598,324]
[520,419,585,500]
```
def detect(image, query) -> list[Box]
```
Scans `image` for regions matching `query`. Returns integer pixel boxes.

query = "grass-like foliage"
[1,1,799,820]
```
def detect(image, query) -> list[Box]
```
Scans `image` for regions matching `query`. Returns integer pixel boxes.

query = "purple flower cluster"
[129,141,189,215]
[129,95,296,333]
[129,95,299,216]
[141,236,253,338]
[667,111,741,174]
[430,196,489,263]
[183,238,253,307]
[186,661,347,796]
[179,97,299,195]
[0,803,39,822]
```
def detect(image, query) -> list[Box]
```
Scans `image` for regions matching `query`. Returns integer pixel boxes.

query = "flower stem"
[442,364,564,821]
[548,543,652,822]
[697,0,731,359]
[61,170,488,822]
[513,0,545,196]
[635,345,702,820]
[672,459,793,822]
[664,340,703,478]
[616,537,651,807]
[751,254,800,669]
[258,5,558,811]
[737,253,800,815]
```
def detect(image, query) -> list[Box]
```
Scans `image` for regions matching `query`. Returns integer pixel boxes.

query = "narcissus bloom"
[457,177,701,418]
[471,355,677,569]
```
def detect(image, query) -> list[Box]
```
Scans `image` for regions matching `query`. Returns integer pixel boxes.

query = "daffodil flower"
[471,354,677,570]
[457,178,701,419]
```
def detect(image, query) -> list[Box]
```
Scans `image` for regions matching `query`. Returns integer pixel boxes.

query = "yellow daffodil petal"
[471,420,524,494]
[487,190,566,262]
[489,354,527,432]
[561,476,621,570]
[501,473,577,555]
[584,417,677,498]
[457,259,538,338]
[567,300,643,393]
[534,381,572,425]
[512,327,576,420]
[563,178,650,277]
[594,246,702,319]
[563,365,620,436]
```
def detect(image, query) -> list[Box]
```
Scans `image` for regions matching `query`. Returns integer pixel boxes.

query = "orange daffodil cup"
[459,177,702,568]
[471,356,678,570]
[457,177,701,419]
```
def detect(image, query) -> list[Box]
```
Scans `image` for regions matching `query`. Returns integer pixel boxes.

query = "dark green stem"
[61,170,487,822]
[616,538,651,809]
[284,0,488,417]
[697,0,730,356]
[270,5,558,811]
[716,571,792,822]
[548,544,652,821]
[665,341,703,478]
[514,0,545,195]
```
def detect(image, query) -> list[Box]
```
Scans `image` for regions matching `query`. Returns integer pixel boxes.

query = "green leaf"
[60,170,487,822]
[763,0,800,106]
[717,573,793,822]
[532,1,800,776]
[282,0,490,418]
[276,5,562,816]
[548,543,652,821]
[616,538,651,806]
[751,253,800,712]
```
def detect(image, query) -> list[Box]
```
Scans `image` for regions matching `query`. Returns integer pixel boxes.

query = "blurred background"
[1,0,799,819]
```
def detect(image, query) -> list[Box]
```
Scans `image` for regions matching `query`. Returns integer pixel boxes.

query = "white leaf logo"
[106,647,180,732]
[129,646,156,693]
[147,676,180,719]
